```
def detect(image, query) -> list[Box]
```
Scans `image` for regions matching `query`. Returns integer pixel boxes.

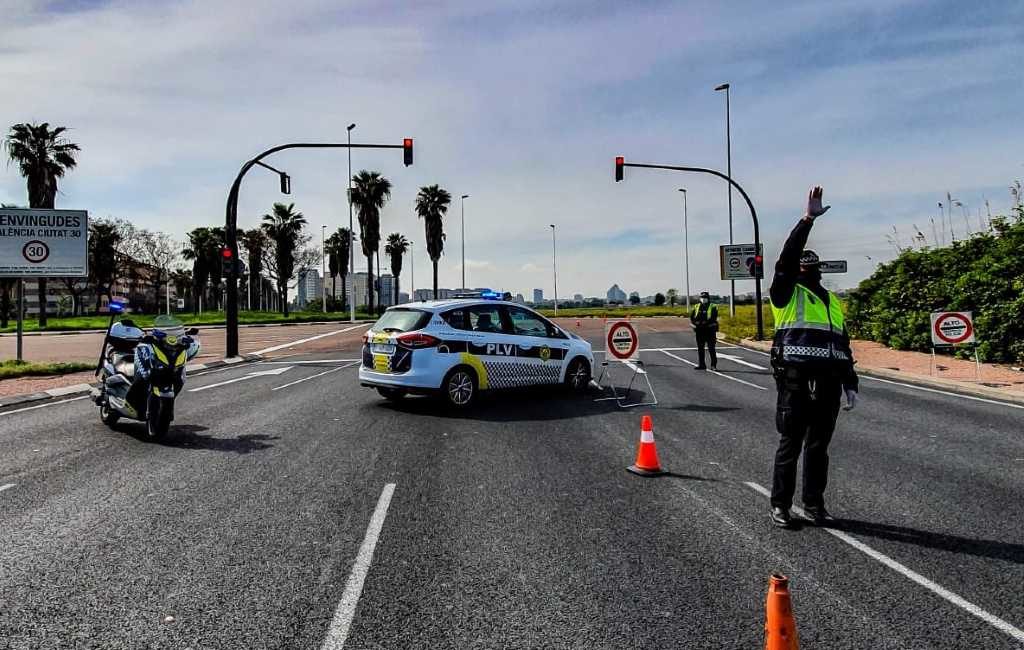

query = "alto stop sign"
[606,321,639,360]
[930,311,975,345]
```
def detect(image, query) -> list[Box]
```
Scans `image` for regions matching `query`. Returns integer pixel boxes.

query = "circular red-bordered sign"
[933,312,973,344]
[606,321,639,360]
[22,240,50,264]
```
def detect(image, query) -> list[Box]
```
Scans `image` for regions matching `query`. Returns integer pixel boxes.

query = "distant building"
[345,272,370,308]
[533,288,544,304]
[573,293,584,303]
[398,291,410,304]
[514,293,526,304]
[296,268,322,309]
[413,288,433,301]
[379,274,396,306]
[606,284,627,303]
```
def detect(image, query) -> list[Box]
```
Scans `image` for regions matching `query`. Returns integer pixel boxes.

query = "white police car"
[358,298,594,407]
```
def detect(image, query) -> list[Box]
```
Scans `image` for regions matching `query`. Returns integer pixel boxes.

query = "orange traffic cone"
[627,415,665,476]
[764,573,799,650]
[576,319,581,328]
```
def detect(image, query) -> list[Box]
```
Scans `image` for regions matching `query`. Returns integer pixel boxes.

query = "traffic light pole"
[224,141,410,359]
[617,161,765,340]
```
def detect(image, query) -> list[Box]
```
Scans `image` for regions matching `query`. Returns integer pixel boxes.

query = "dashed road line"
[253,324,371,356]
[658,349,768,391]
[743,481,1024,644]
[321,483,397,650]
[0,483,15,494]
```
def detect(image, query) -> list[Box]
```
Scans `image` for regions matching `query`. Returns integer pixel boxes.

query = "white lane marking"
[0,395,89,417]
[743,481,1024,643]
[861,376,1024,410]
[260,359,361,365]
[253,324,371,356]
[188,366,293,393]
[659,349,768,391]
[622,360,647,375]
[272,362,358,391]
[716,352,768,370]
[596,347,698,354]
[321,483,396,650]
[0,483,15,493]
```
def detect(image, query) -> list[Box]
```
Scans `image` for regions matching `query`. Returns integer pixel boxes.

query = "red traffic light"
[222,247,233,259]
[615,156,624,182]
[403,138,414,166]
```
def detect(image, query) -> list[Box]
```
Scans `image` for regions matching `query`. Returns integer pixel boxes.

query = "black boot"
[770,507,793,528]
[803,505,834,526]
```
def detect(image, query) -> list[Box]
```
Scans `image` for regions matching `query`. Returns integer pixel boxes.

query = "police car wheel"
[443,367,477,408]
[377,387,407,401]
[565,358,591,393]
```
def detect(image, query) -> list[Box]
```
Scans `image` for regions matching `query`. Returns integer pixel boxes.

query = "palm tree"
[5,122,80,326]
[88,220,121,312]
[415,185,452,299]
[351,171,392,314]
[326,227,352,310]
[384,233,410,306]
[239,228,268,311]
[182,228,218,314]
[262,202,307,316]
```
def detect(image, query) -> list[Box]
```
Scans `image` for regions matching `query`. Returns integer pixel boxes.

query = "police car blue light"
[358,299,594,408]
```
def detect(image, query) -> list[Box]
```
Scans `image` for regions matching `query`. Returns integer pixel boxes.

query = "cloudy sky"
[2,0,1022,300]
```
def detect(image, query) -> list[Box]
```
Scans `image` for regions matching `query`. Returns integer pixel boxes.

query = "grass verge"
[0,360,95,380]
[539,304,776,340]
[0,310,378,334]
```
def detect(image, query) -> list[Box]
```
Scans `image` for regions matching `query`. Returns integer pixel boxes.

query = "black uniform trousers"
[771,372,842,510]
[694,328,717,368]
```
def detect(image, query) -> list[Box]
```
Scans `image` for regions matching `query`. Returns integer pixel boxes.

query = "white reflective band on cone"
[640,429,655,443]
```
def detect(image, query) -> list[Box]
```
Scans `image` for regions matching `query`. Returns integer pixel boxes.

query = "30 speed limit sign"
[930,311,975,346]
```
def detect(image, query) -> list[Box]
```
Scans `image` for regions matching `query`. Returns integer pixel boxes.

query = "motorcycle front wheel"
[146,396,172,439]
[99,404,120,427]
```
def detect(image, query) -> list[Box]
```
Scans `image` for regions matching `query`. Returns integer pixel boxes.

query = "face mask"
[700,298,709,304]
[800,268,822,284]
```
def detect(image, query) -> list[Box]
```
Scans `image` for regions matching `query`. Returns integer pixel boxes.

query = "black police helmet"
[799,250,821,267]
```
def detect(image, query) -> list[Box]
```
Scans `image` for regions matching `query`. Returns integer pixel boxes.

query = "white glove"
[805,185,831,220]
[843,388,858,411]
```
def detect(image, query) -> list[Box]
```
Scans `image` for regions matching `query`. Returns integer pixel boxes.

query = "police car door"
[503,306,567,387]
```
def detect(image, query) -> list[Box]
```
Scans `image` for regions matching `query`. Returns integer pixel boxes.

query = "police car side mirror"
[186,327,199,336]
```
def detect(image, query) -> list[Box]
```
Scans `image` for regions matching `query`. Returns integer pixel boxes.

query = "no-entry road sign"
[930,311,975,346]
[605,320,639,361]
[0,207,88,277]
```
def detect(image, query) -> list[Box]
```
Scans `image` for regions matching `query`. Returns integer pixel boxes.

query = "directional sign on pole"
[930,311,975,346]
[819,260,848,274]
[0,208,88,277]
[720,243,763,280]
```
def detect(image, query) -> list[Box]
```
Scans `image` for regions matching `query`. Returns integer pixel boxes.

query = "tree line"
[3,121,459,322]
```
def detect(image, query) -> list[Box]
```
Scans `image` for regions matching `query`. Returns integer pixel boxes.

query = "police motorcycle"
[93,301,201,439]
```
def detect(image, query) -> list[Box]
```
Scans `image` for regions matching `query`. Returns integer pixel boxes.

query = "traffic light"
[221,247,234,276]
[615,156,624,182]
[403,138,413,166]
[752,254,764,279]
[280,172,291,195]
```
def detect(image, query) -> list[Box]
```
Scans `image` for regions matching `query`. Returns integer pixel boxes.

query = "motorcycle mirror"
[186,327,199,336]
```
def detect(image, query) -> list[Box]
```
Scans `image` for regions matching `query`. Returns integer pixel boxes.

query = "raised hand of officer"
[804,185,831,221]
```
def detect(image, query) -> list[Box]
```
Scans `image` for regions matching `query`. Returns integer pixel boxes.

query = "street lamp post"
[321,225,327,313]
[460,194,470,290]
[678,188,691,312]
[550,224,558,315]
[715,82,736,316]
[347,123,356,322]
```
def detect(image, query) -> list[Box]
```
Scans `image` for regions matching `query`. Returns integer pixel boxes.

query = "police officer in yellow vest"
[690,291,719,370]
[769,186,858,528]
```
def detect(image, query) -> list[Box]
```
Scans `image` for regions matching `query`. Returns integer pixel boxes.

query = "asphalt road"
[1,323,1022,649]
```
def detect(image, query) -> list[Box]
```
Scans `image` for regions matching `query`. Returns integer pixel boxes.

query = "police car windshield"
[374,309,431,333]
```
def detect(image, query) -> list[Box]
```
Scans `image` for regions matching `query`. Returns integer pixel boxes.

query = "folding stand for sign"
[594,358,658,408]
